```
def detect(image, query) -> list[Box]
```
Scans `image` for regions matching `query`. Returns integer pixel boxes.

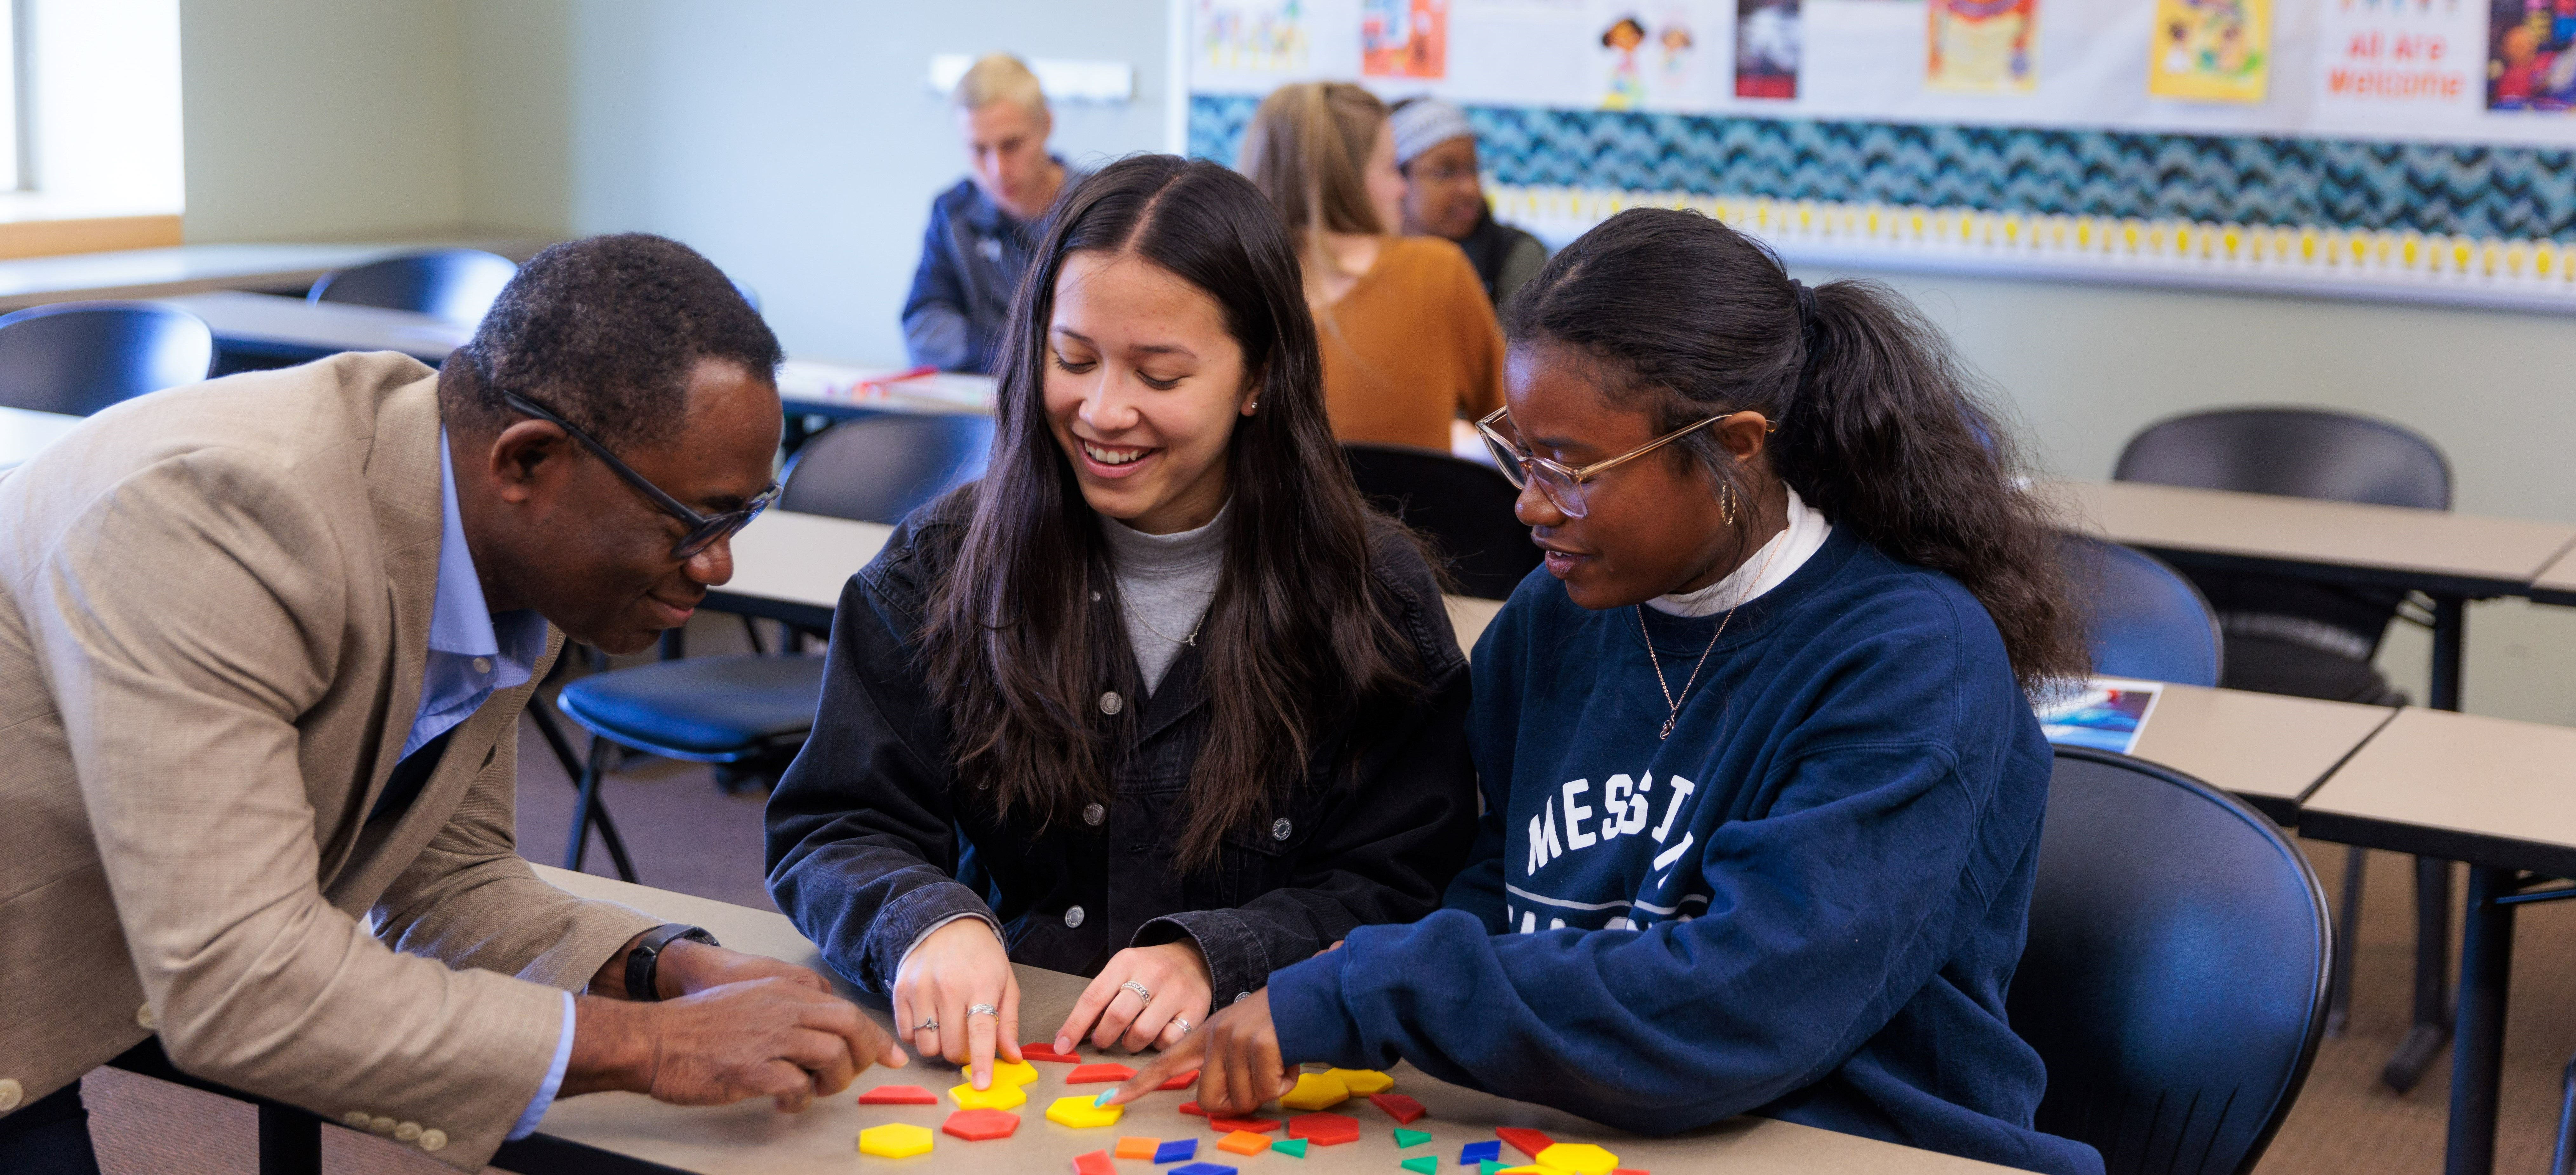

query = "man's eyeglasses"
[501,391,778,560]
[1473,406,1758,519]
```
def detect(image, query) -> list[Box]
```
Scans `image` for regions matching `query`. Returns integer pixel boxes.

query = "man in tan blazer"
[0,234,904,1173]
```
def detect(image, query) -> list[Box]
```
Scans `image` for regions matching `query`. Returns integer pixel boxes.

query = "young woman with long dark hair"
[1117,208,2103,1175]
[765,155,1478,1092]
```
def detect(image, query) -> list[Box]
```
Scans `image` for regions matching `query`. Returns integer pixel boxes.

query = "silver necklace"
[1640,534,1787,740]
[1128,595,1214,648]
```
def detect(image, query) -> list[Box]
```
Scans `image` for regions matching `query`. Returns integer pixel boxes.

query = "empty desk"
[0,239,551,312]
[776,358,997,426]
[2118,682,2396,825]
[0,404,83,469]
[156,290,468,368]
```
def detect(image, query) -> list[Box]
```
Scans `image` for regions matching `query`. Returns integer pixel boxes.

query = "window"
[10,0,185,220]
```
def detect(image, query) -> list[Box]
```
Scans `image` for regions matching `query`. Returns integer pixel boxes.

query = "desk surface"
[159,290,470,362]
[778,358,998,418]
[2532,542,2576,606]
[2122,683,2397,822]
[0,237,550,311]
[0,404,82,469]
[2298,707,2576,877]
[528,865,2011,1175]
[2063,481,2576,596]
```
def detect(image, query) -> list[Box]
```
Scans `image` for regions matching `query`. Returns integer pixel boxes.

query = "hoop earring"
[1718,481,1738,527]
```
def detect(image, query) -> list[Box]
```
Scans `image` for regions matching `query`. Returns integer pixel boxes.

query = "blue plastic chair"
[2012,747,2331,1175]
[309,249,518,324]
[0,301,214,416]
[549,413,991,880]
[2064,534,2223,687]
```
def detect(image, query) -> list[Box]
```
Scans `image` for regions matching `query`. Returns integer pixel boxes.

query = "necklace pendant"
[1659,715,1676,740]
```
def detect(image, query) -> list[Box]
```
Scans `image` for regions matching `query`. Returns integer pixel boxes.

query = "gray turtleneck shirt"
[1099,501,1229,695]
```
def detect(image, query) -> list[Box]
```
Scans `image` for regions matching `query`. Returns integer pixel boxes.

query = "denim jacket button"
[1099,691,1124,715]
[1084,803,1106,826]
[1271,818,1292,841]
[1064,905,1086,929]
[1234,991,1253,1004]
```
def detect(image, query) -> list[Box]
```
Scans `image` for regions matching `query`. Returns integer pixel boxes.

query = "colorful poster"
[1736,0,1802,97]
[1600,12,1651,107]
[1927,0,2039,92]
[1201,0,1310,73]
[2036,679,2163,754]
[2315,0,2482,129]
[2148,0,2270,100]
[1364,0,1450,77]
[2488,0,2576,110]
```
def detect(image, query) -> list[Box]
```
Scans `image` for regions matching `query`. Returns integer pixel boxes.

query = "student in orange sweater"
[1239,82,1503,453]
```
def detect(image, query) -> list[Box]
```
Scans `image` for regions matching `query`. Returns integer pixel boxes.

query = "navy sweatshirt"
[1266,528,2103,1175]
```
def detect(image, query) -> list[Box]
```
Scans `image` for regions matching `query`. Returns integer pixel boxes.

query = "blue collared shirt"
[403,431,570,1140]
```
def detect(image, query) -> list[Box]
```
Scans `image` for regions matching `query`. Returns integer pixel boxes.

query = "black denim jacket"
[763,488,1479,1008]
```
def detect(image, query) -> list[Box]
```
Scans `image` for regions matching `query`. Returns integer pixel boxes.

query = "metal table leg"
[2386,594,2467,1092]
[2445,865,2518,1175]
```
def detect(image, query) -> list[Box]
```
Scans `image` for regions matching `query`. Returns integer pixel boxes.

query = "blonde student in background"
[903,54,1076,374]
[1239,82,1505,453]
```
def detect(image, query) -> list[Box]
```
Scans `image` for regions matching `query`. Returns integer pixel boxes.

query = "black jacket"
[764,488,1479,1007]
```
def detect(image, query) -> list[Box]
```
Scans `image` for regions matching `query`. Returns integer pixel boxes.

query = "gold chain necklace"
[1129,595,1213,648]
[1639,533,1787,740]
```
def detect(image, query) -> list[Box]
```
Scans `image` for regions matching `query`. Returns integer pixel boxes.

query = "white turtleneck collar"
[1646,486,1831,617]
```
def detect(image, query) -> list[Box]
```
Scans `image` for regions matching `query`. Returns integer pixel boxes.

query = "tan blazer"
[0,352,660,1171]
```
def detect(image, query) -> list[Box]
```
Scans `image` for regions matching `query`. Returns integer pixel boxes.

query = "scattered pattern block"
[1179,1102,1207,1116]
[1169,1165,1239,1175]
[1495,1167,1550,1174]
[1115,1136,1160,1159]
[1393,1127,1433,1148]
[1326,1068,1396,1094]
[1067,1063,1137,1084]
[1461,1140,1503,1164]
[1071,1150,1116,1175]
[1217,1129,1272,1155]
[1209,1116,1280,1134]
[950,1081,1027,1111]
[1046,1094,1125,1129]
[989,1059,1041,1087]
[857,1084,938,1105]
[1285,1112,1360,1146]
[1475,1164,1505,1175]
[1400,1158,1439,1174]
[1612,1169,1652,1174]
[1278,1072,1350,1111]
[856,1122,933,1158]
[1271,1137,1310,1157]
[1370,1093,1428,1125]
[941,1109,1019,1141]
[1495,1127,1556,1160]
[1534,1143,1619,1174]
[1155,1139,1199,1163]
[1159,1068,1201,1091]
[1024,1042,1080,1063]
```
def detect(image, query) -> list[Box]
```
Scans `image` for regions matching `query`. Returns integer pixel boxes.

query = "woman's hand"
[1104,987,1293,1115]
[890,918,1022,1089]
[1053,941,1213,1054]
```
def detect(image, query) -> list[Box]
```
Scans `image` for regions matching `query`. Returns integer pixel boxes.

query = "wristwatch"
[624,923,718,1002]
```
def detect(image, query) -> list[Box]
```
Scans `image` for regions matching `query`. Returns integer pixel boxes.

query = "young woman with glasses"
[765,156,1478,1093]
[1117,209,2102,1175]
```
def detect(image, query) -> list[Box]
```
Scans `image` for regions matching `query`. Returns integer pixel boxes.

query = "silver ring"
[966,1003,998,1018]
[1120,980,1153,1003]
[914,1017,938,1032]
[1170,1016,1191,1036]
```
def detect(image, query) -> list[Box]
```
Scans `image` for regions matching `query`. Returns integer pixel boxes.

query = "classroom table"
[2298,707,2576,1175]
[2528,541,2576,608]
[704,510,1511,656]
[508,863,2021,1175]
[2118,682,2396,827]
[0,404,83,470]
[156,289,469,367]
[776,358,997,418]
[0,237,550,312]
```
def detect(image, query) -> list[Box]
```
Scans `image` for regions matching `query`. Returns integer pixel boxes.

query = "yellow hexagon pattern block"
[988,1059,1040,1087]
[1534,1141,1621,1174]
[1277,1071,1349,1111]
[1045,1094,1125,1129]
[951,1080,1027,1111]
[1324,1068,1394,1094]
[857,1122,934,1158]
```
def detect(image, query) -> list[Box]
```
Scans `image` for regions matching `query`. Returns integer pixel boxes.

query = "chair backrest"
[778,413,994,523]
[2010,748,2329,1175]
[2061,535,2223,687]
[0,302,215,416]
[2113,407,2449,510]
[1342,442,1540,600]
[730,277,762,313]
[309,249,519,324]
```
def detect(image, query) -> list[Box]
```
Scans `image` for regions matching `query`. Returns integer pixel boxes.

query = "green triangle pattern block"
[1477,1163,1505,1175]
[1271,1137,1310,1157]
[1399,1158,1439,1174]
[1393,1127,1433,1148]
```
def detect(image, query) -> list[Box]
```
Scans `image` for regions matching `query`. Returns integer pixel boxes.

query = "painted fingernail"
[1093,1090,1114,1106]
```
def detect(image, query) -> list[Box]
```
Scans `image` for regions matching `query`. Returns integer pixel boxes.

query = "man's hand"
[563,977,908,1111]
[1105,988,1293,1116]
[654,940,831,998]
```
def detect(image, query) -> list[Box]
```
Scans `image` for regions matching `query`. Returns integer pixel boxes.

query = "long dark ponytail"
[1504,208,2088,690]
[922,155,1422,871]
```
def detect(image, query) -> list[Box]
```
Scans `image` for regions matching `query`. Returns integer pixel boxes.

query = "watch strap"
[625,923,718,1001]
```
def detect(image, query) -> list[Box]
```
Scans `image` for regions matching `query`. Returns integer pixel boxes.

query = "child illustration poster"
[2488,0,2576,110]
[1200,0,1310,73]
[1364,0,1450,78]
[1927,0,2039,92]
[2149,0,2270,100]
[1736,0,1802,98]
[1602,13,1650,107]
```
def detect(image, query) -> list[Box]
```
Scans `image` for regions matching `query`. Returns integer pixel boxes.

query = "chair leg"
[566,737,611,873]
[526,699,586,788]
[2553,1053,2576,1175]
[742,614,767,655]
[591,789,639,884]
[2329,845,2367,1036]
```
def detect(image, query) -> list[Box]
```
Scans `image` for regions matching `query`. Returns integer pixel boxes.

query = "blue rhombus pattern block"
[1186,93,2576,240]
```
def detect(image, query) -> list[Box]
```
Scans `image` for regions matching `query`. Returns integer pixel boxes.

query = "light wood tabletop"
[2059,481,2576,597]
[0,237,552,311]
[2297,707,2576,878]
[2530,542,2576,607]
[0,404,82,470]
[2121,683,2397,824]
[157,289,472,362]
[525,865,2018,1175]
[777,358,998,418]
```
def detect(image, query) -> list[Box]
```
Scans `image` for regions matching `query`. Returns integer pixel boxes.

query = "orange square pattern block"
[1217,1130,1272,1156]
[1115,1136,1161,1159]
[1066,1063,1136,1084]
